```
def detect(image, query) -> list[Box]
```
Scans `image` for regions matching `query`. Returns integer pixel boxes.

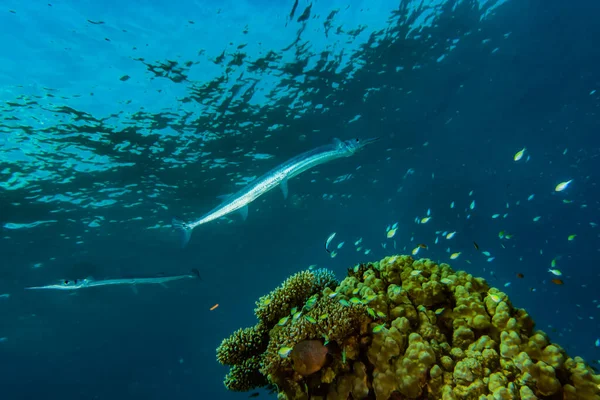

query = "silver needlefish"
[172,137,379,247]
[25,269,200,291]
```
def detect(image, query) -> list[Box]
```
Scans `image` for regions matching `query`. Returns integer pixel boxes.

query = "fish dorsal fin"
[281,178,289,200]
[238,205,249,221]
[332,138,343,147]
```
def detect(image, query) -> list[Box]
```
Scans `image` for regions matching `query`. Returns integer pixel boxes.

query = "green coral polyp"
[217,255,600,399]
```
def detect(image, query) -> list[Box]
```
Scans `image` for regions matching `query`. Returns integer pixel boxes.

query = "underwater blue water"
[1,0,599,399]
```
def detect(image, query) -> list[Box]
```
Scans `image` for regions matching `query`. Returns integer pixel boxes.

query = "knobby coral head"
[216,255,600,400]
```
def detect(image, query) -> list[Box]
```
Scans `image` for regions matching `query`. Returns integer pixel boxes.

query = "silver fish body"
[25,269,200,291]
[172,137,378,247]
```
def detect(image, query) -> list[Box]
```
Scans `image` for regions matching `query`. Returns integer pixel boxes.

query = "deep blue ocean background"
[1,0,599,399]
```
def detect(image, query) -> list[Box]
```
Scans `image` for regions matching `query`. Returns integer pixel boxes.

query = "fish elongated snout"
[356,137,381,150]
[359,137,380,148]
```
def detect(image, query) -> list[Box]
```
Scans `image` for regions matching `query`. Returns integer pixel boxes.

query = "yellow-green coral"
[223,355,267,392]
[261,292,370,392]
[254,269,337,326]
[217,268,340,392]
[217,255,600,399]
[216,324,268,365]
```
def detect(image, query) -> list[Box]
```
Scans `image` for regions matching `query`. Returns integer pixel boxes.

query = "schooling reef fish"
[25,269,200,291]
[172,137,379,247]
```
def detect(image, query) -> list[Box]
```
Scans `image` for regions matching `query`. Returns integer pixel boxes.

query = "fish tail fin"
[190,268,202,280]
[172,217,193,248]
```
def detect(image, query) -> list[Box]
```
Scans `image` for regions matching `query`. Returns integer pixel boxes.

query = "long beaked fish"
[25,269,200,291]
[172,137,379,247]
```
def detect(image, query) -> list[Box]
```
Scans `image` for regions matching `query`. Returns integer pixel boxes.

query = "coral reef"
[217,254,600,399]
[216,268,340,392]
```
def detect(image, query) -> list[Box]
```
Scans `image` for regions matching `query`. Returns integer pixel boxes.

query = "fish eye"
[74,279,78,284]
[64,280,69,285]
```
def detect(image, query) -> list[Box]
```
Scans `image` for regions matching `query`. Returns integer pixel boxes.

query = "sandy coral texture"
[216,255,600,399]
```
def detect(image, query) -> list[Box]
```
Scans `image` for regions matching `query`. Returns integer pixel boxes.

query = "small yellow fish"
[386,228,397,238]
[514,148,526,161]
[292,311,302,321]
[304,295,318,310]
[410,270,422,276]
[305,315,317,324]
[434,308,445,315]
[376,311,387,319]
[450,252,461,260]
[339,299,350,307]
[498,231,505,239]
[555,180,573,192]
[261,297,272,306]
[277,316,289,326]
[551,259,557,268]
[318,313,328,320]
[420,217,431,224]
[440,278,453,284]
[349,297,363,305]
[548,268,562,276]
[411,246,420,255]
[364,295,377,303]
[446,231,456,239]
[568,234,576,241]
[278,347,293,358]
[372,324,386,333]
[489,294,501,303]
[367,307,376,318]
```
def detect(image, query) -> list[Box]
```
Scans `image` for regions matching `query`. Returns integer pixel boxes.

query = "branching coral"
[216,323,269,366]
[254,269,338,326]
[217,255,600,399]
[261,293,370,390]
[223,355,267,392]
[217,268,341,392]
